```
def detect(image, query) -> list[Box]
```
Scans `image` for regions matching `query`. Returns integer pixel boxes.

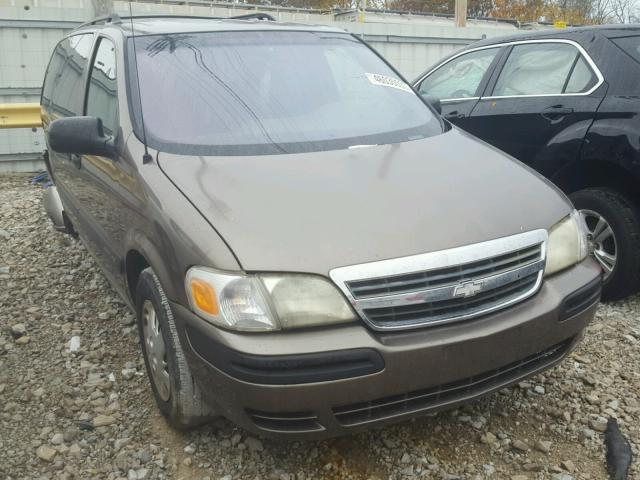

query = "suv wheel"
[570,188,640,301]
[136,267,216,428]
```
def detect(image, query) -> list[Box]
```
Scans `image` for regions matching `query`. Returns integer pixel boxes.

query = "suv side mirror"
[49,116,116,158]
[420,93,442,115]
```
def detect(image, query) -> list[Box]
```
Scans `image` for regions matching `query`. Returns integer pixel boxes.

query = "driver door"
[74,36,128,288]
[415,46,505,130]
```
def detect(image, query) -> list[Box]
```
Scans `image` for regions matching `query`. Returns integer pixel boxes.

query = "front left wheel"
[136,267,216,429]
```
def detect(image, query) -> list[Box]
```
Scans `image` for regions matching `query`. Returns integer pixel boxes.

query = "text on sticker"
[365,73,413,93]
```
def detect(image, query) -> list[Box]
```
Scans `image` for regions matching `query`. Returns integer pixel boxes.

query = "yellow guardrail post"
[0,103,43,129]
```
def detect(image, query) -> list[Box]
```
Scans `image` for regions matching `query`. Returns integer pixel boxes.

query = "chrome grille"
[362,273,539,328]
[347,244,542,299]
[330,230,547,331]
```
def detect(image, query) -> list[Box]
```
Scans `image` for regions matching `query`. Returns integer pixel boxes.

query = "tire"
[135,267,216,428]
[570,188,640,301]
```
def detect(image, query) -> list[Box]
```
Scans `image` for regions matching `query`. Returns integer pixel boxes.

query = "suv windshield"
[129,30,442,156]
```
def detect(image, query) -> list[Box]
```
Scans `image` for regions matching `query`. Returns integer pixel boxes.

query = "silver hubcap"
[142,300,171,401]
[580,209,617,280]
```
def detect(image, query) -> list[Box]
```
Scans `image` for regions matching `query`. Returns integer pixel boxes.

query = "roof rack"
[77,13,122,29]
[76,12,275,31]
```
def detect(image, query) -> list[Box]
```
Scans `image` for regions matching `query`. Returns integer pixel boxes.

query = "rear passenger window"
[49,34,94,118]
[86,38,118,137]
[565,56,597,93]
[493,43,595,96]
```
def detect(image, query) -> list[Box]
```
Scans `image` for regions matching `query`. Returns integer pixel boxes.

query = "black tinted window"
[86,37,118,136]
[131,31,442,156]
[612,36,640,63]
[49,34,94,118]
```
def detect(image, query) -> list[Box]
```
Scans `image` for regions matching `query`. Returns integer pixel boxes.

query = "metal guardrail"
[0,103,42,129]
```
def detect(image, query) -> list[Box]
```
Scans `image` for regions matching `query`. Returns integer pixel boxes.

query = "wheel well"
[553,160,640,204]
[126,250,149,302]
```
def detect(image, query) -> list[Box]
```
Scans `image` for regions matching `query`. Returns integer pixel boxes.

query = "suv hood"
[158,128,571,275]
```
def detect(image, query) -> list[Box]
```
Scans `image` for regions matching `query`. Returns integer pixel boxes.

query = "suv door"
[415,46,504,129]
[468,40,606,177]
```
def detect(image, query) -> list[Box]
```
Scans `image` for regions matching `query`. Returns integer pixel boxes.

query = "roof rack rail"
[77,13,122,29]
[75,12,276,31]
[230,12,276,21]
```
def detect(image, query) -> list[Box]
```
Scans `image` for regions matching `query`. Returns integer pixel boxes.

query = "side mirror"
[49,116,116,158]
[420,93,442,115]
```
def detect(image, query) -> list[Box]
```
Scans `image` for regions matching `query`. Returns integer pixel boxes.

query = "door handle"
[445,110,466,120]
[541,106,574,122]
[70,154,82,169]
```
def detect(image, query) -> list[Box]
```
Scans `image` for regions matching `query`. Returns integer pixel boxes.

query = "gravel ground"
[0,173,638,480]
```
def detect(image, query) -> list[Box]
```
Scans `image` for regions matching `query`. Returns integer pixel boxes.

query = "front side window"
[49,34,94,118]
[493,42,596,96]
[86,37,118,137]
[130,31,442,156]
[42,43,66,111]
[418,47,500,100]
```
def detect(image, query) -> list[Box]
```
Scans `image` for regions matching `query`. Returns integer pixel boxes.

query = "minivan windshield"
[130,30,442,156]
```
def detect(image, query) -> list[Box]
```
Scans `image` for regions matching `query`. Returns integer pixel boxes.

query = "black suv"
[415,25,640,300]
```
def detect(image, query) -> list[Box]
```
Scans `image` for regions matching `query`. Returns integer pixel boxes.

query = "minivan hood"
[158,128,571,275]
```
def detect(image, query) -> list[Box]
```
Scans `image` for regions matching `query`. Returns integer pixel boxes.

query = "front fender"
[121,142,241,308]
[123,228,177,305]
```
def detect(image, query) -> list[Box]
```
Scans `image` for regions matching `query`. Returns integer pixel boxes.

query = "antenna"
[128,1,153,164]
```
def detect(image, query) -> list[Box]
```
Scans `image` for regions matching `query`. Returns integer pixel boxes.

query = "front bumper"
[173,259,601,439]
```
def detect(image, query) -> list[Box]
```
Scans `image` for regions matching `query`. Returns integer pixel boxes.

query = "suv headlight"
[185,268,356,331]
[545,210,589,277]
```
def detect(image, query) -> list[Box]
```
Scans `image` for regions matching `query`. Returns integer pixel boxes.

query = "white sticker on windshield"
[365,73,413,93]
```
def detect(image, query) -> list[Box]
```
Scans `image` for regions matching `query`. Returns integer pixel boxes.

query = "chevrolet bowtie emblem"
[453,280,485,298]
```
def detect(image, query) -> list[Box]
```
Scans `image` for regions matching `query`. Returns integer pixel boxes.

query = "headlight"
[544,210,589,277]
[185,268,355,331]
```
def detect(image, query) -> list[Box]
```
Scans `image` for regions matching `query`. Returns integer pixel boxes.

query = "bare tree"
[588,0,614,22]
[260,0,638,23]
[609,0,639,22]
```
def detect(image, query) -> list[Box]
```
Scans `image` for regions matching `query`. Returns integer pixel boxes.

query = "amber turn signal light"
[190,278,219,316]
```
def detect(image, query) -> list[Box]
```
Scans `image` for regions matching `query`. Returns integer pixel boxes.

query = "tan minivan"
[41,14,601,438]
